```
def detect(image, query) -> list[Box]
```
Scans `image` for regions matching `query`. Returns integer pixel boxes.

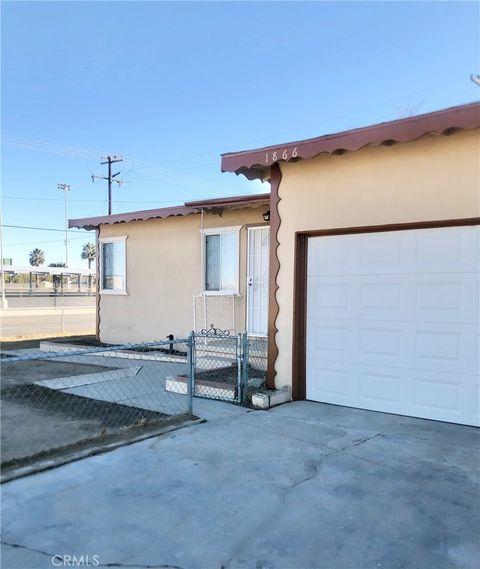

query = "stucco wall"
[98,207,267,343]
[274,129,480,390]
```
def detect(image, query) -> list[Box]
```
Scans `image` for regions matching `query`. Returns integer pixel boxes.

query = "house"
[70,102,480,426]
[221,102,480,427]
[69,194,271,343]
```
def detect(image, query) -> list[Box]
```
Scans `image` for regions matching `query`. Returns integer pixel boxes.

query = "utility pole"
[92,155,123,215]
[58,183,70,266]
[470,74,480,87]
[0,207,7,309]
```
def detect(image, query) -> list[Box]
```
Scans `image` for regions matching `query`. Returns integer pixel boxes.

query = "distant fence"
[4,278,96,298]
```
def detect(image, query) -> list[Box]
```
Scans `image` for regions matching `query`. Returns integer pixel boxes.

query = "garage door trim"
[291,217,480,401]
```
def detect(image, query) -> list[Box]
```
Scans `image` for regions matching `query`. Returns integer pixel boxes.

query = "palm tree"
[81,242,96,294]
[29,248,45,288]
[81,242,96,269]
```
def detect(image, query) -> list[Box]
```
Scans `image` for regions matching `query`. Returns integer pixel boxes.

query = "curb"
[1,417,205,484]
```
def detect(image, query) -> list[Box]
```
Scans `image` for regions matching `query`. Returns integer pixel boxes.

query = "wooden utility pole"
[92,155,123,215]
[470,74,480,87]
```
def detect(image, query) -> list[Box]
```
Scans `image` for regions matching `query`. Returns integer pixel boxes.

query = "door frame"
[246,224,270,336]
[291,217,480,401]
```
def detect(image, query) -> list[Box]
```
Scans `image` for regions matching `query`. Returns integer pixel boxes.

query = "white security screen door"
[247,227,270,335]
[306,225,479,426]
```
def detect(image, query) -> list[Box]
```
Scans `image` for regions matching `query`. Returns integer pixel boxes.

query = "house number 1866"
[265,147,298,164]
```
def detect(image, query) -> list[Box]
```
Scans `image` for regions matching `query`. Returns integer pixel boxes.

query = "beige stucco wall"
[275,129,480,390]
[98,207,267,344]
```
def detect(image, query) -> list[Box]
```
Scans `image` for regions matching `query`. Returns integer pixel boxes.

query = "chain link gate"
[190,327,265,404]
[190,327,248,404]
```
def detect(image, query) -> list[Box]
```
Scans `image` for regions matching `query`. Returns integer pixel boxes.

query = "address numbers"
[265,147,298,164]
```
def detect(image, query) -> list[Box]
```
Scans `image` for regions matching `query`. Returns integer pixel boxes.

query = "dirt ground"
[1,359,114,387]
[0,354,172,469]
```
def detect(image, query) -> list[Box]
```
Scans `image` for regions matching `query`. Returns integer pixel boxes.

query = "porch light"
[263,210,270,222]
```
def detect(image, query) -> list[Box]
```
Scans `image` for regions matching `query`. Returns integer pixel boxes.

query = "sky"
[1,1,479,267]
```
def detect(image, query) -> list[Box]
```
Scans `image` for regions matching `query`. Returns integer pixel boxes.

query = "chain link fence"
[1,332,268,472]
[246,335,268,399]
[165,330,268,404]
[1,338,194,471]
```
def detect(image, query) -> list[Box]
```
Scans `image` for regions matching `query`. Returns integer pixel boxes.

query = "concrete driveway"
[2,401,479,569]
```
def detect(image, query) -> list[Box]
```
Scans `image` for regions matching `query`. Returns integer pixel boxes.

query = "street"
[1,310,95,339]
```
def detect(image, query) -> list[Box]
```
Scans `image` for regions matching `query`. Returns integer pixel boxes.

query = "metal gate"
[190,326,266,404]
[191,327,248,403]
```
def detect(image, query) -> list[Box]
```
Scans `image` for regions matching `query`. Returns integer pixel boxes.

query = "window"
[100,237,127,294]
[203,227,240,294]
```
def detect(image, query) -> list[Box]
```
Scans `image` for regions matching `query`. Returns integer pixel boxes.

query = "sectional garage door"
[306,225,479,426]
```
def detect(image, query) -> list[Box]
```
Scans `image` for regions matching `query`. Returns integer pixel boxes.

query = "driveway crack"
[1,540,185,569]
[338,432,383,452]
[285,463,320,490]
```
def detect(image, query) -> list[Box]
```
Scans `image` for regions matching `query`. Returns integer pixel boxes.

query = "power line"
[1,136,106,159]
[1,195,185,204]
[7,236,87,247]
[1,224,89,233]
[1,136,226,195]
[1,84,470,199]
[1,83,467,163]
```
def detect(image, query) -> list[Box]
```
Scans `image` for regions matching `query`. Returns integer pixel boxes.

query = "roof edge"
[184,192,270,207]
[69,192,271,230]
[221,101,480,179]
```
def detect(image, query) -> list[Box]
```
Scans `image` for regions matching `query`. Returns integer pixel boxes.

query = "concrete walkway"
[2,401,479,569]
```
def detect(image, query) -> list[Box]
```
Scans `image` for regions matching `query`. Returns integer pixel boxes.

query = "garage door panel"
[412,371,479,426]
[413,226,479,271]
[309,274,478,323]
[308,226,479,276]
[308,279,351,311]
[358,326,402,357]
[359,371,401,404]
[412,275,478,322]
[308,317,477,374]
[306,226,479,426]
[306,322,352,354]
[307,358,479,425]
[306,362,354,403]
[307,319,403,364]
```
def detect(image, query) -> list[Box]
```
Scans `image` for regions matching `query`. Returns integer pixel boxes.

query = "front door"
[247,226,270,336]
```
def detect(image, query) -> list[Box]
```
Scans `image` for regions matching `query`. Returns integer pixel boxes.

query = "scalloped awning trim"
[69,193,270,230]
[221,102,480,180]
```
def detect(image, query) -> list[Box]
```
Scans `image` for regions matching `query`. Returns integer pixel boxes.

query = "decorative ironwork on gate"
[188,330,267,404]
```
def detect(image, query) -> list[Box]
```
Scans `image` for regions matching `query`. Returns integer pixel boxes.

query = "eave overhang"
[221,101,480,180]
[69,193,270,230]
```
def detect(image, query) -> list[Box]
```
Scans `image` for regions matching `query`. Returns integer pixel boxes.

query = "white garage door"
[306,225,479,426]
